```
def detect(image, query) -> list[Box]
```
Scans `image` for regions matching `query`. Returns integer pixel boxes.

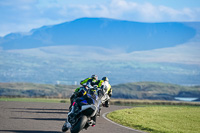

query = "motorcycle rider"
[69,85,88,108]
[70,74,99,107]
[80,74,99,88]
[101,77,112,97]
[100,77,112,108]
[96,77,112,116]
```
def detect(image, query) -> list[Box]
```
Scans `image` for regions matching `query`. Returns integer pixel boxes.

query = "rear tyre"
[70,115,87,133]
[105,100,109,107]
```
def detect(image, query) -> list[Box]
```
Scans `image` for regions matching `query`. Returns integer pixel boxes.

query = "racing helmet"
[102,77,109,81]
[91,74,98,80]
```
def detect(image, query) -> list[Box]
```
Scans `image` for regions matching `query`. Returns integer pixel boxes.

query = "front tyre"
[70,115,87,133]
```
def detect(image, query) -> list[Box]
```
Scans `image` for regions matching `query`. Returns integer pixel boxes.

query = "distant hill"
[0,82,200,101]
[112,82,200,100]
[0,18,200,85]
[0,82,77,98]
[0,17,197,52]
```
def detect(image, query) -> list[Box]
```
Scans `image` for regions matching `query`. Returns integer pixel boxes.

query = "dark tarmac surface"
[0,101,144,133]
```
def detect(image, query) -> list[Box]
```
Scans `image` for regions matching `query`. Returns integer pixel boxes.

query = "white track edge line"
[102,112,146,133]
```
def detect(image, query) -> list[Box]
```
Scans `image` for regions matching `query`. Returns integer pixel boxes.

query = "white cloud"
[106,0,200,22]
[159,6,180,16]
[136,3,161,21]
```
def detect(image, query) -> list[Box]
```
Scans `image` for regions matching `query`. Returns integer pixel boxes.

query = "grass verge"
[110,99,200,106]
[1,97,200,106]
[107,106,200,133]
[0,97,70,103]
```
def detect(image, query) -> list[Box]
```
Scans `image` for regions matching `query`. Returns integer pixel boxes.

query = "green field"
[107,106,200,133]
[110,99,200,106]
[1,97,200,106]
[0,97,70,103]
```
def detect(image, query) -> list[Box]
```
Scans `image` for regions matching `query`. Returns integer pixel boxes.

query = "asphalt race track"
[0,101,144,133]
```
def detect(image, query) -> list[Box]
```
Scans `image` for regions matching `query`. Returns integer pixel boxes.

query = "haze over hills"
[0,18,200,85]
[0,17,197,52]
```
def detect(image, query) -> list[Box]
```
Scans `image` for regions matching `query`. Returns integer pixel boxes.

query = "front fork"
[64,102,77,129]
[63,118,71,128]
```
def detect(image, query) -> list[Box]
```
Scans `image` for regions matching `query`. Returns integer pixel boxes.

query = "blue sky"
[0,0,200,37]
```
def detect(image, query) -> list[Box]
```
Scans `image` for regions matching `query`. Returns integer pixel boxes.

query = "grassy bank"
[1,97,200,106]
[110,99,200,106]
[1,82,200,101]
[0,97,70,103]
[107,106,200,133]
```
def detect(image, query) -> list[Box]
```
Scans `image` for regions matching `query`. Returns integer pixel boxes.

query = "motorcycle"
[62,91,101,133]
[98,88,110,108]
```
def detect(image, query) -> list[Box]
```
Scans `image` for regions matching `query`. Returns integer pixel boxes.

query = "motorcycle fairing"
[81,105,97,117]
[81,100,88,104]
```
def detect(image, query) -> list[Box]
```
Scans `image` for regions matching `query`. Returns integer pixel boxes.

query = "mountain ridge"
[0,17,197,52]
[0,18,200,85]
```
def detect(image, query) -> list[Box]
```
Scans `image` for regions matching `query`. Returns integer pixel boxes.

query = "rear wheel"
[105,100,110,107]
[70,115,87,133]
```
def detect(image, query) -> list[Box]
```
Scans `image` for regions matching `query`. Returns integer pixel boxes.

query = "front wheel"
[70,115,87,133]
